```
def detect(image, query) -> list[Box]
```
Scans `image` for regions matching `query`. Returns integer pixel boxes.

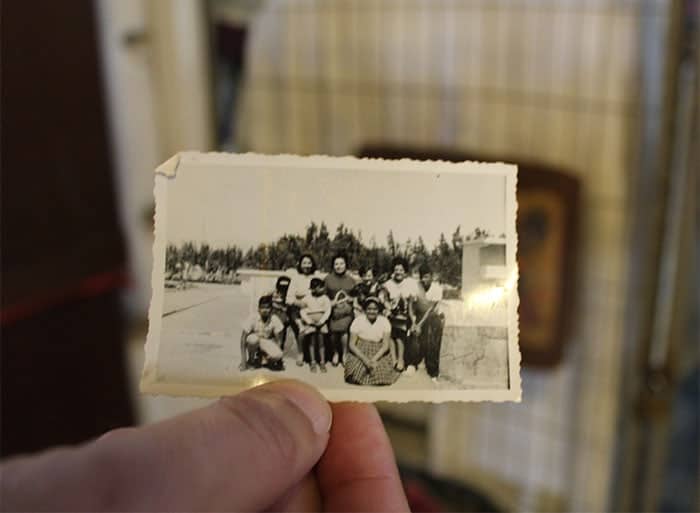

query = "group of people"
[239,253,445,386]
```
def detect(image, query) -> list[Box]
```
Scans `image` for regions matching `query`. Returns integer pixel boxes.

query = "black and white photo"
[143,153,519,401]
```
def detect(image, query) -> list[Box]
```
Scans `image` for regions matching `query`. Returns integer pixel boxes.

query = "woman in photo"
[324,253,357,366]
[382,257,419,373]
[344,297,399,386]
[286,253,320,366]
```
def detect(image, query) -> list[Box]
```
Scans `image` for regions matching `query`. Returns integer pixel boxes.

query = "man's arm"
[271,316,285,346]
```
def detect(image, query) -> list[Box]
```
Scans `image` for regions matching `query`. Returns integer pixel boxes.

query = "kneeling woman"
[344,297,400,386]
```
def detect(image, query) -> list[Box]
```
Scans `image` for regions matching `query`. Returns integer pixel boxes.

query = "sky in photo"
[165,163,507,252]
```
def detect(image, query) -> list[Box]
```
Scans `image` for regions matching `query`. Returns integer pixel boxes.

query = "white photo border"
[141,152,520,402]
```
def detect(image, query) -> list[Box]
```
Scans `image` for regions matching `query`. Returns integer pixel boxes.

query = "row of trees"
[166,222,469,286]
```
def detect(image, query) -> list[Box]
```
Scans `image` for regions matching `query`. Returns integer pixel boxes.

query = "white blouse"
[285,268,323,304]
[349,314,391,342]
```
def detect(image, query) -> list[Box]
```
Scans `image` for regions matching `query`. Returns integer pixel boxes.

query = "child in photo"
[239,295,285,372]
[299,277,332,372]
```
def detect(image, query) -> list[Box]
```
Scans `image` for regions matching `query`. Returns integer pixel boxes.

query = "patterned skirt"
[344,338,399,386]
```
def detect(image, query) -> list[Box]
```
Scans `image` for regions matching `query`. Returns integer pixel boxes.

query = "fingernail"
[265,381,332,435]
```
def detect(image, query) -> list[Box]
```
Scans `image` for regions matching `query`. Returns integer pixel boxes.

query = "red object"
[1,268,128,325]
[404,480,447,513]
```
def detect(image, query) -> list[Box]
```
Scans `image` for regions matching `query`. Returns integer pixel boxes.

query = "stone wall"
[440,326,508,389]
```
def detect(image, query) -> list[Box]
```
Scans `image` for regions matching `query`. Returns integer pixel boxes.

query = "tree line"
[165,222,477,287]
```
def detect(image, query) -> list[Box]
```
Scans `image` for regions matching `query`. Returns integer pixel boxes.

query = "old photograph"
[142,153,519,401]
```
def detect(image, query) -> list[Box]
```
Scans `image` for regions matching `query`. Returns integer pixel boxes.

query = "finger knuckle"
[219,394,307,467]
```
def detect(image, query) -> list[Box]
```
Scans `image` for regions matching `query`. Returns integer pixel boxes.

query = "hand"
[239,361,249,371]
[413,325,421,337]
[0,381,409,512]
[365,360,377,371]
[395,360,405,371]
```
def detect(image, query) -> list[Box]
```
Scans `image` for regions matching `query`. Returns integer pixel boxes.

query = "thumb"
[1,380,332,512]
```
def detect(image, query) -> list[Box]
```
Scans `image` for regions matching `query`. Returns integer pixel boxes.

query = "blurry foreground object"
[1,0,134,456]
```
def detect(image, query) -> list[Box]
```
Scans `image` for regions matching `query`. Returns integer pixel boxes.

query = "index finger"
[316,402,409,512]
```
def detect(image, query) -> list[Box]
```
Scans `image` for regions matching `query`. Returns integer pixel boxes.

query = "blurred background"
[2,0,697,511]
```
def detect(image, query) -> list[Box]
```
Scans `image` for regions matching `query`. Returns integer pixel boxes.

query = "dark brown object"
[1,0,134,456]
[358,144,580,367]
[1,293,134,457]
[2,0,126,313]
